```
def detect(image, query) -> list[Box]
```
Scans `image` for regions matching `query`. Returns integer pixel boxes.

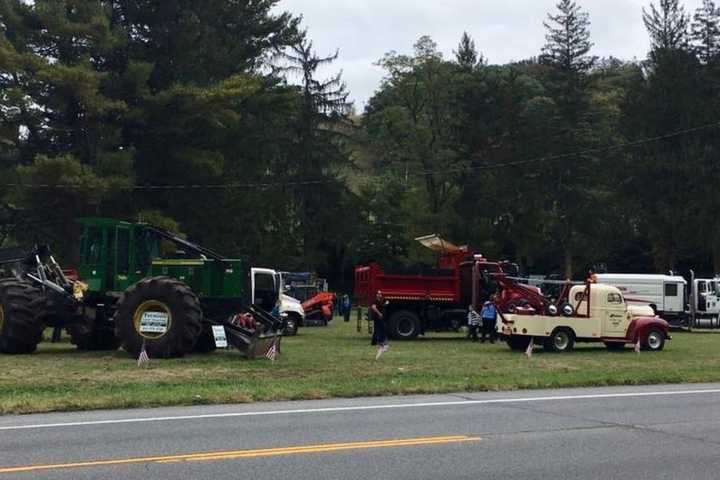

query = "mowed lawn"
[1,318,719,415]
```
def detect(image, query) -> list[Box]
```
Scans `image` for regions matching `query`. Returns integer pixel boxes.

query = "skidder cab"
[498,282,670,353]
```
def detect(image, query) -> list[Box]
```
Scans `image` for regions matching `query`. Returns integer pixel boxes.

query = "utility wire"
[0,122,717,190]
[414,121,720,176]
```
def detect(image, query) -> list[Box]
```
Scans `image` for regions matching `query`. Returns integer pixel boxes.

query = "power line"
[0,179,337,191]
[413,121,720,176]
[0,121,717,190]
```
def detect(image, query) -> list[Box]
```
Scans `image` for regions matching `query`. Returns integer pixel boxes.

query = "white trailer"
[595,274,687,324]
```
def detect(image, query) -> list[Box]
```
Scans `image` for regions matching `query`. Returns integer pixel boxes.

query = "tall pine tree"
[540,0,598,277]
[643,0,690,51]
[691,0,720,63]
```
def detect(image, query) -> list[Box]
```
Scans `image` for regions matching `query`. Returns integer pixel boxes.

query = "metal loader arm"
[145,226,227,261]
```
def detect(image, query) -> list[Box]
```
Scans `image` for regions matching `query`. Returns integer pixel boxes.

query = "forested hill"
[1,0,718,290]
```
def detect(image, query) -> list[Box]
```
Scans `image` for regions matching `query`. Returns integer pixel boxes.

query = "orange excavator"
[282,272,336,326]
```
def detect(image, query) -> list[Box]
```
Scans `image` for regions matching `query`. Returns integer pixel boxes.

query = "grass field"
[1,318,720,415]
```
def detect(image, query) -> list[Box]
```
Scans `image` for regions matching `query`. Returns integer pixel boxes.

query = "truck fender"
[626,316,669,343]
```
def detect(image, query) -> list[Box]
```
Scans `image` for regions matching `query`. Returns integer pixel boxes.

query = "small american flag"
[137,342,150,367]
[265,338,279,362]
[525,338,534,358]
[634,339,641,354]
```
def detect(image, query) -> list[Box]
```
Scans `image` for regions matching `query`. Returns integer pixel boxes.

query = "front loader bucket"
[225,327,281,360]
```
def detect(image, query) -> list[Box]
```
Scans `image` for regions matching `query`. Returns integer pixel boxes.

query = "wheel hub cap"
[648,333,661,349]
[555,333,568,349]
[399,319,413,336]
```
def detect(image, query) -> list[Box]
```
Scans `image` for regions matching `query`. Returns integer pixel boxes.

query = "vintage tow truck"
[497,282,671,352]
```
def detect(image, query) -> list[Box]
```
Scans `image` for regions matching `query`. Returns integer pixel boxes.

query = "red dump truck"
[354,235,535,339]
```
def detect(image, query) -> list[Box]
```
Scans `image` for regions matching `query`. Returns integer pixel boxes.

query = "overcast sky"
[278,0,704,109]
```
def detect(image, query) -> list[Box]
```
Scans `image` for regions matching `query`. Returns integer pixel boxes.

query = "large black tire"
[388,310,420,340]
[642,328,665,352]
[115,277,202,358]
[0,280,45,354]
[543,328,575,353]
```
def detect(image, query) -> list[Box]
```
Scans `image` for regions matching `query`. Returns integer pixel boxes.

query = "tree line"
[0,0,718,290]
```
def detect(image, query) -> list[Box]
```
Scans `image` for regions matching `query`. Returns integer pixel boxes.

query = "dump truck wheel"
[194,325,218,353]
[543,328,575,353]
[115,277,202,358]
[642,328,665,352]
[0,280,45,354]
[388,310,420,340]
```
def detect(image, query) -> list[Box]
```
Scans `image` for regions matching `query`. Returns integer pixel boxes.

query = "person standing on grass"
[480,298,498,343]
[370,291,390,359]
[467,304,481,342]
[342,294,352,322]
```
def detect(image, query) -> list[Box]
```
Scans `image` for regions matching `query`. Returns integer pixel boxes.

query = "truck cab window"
[85,228,103,264]
[607,293,623,304]
[664,284,678,297]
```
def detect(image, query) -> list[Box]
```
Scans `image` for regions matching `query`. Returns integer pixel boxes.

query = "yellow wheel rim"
[0,304,4,333]
[132,300,172,340]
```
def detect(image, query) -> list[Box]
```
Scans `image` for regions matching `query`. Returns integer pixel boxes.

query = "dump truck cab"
[499,283,670,353]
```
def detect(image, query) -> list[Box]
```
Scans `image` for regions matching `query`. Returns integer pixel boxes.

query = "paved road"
[2,384,720,479]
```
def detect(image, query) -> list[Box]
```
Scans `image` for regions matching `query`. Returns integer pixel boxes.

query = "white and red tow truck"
[497,282,671,353]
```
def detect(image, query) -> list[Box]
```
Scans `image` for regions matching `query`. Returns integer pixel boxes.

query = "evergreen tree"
[539,0,599,277]
[643,0,690,51]
[454,32,483,71]
[277,37,354,269]
[691,0,720,63]
[541,0,595,73]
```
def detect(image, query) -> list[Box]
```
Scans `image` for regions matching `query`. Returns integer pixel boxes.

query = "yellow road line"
[0,435,480,474]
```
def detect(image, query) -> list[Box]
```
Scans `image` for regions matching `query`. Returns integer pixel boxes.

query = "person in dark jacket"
[370,291,389,359]
[342,294,352,322]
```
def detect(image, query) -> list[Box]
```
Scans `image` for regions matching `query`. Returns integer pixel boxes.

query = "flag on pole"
[265,337,279,361]
[525,338,534,358]
[634,339,641,353]
[137,341,150,367]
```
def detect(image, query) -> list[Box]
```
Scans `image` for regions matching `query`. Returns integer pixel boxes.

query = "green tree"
[539,0,600,277]
[277,37,355,271]
[691,0,720,63]
[454,32,483,71]
[643,0,690,51]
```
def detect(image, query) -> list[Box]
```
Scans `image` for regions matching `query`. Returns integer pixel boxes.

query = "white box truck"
[595,274,687,324]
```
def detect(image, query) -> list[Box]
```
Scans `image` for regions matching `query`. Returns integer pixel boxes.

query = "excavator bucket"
[225,327,281,360]
[220,305,284,360]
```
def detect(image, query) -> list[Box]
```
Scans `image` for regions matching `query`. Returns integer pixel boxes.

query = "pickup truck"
[497,283,670,352]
